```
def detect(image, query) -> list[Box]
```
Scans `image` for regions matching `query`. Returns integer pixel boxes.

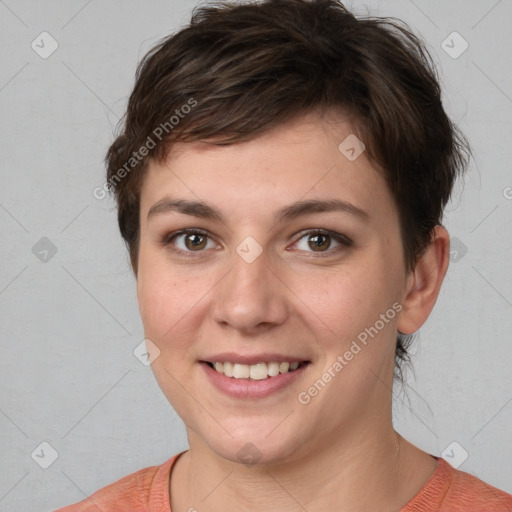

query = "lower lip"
[201,362,309,399]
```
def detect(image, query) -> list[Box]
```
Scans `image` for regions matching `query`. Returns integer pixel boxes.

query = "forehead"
[139,111,396,227]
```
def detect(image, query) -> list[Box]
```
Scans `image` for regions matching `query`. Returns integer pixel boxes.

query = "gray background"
[0,0,511,510]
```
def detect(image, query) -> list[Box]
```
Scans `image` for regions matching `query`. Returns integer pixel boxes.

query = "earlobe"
[397,226,450,335]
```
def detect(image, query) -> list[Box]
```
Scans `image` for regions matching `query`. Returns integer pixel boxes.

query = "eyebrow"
[147,197,369,224]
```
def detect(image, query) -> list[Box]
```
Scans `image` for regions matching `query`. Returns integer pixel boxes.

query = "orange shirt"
[55,452,512,511]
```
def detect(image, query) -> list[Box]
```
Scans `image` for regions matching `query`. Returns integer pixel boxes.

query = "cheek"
[294,263,394,344]
[136,251,213,357]
[138,275,190,342]
[137,248,182,342]
[136,259,209,429]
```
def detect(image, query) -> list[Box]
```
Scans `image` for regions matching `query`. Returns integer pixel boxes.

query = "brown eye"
[308,233,331,252]
[292,229,352,255]
[162,229,216,255]
[183,232,207,250]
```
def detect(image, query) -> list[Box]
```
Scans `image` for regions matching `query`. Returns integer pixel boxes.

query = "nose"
[211,245,289,334]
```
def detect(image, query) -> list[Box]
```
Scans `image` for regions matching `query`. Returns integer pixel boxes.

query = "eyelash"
[160,228,353,258]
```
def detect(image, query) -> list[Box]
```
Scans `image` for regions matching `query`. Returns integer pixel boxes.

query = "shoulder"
[445,461,512,511]
[54,453,183,512]
[403,457,512,512]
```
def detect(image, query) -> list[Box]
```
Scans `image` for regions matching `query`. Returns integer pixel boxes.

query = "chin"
[194,420,306,468]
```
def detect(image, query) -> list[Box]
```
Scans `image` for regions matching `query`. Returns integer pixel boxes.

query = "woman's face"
[137,110,411,465]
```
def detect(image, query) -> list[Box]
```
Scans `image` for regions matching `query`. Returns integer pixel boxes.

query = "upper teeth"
[212,361,301,380]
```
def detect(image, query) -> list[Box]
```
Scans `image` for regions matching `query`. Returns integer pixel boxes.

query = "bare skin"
[136,109,449,511]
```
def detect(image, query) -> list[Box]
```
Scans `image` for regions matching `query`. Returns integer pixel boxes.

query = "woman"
[57,0,512,510]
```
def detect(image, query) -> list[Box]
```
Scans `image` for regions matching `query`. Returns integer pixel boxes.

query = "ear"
[397,225,450,335]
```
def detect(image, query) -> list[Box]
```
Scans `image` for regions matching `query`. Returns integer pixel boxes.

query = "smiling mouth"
[203,361,310,380]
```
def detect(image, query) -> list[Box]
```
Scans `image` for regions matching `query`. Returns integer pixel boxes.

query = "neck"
[171,415,436,511]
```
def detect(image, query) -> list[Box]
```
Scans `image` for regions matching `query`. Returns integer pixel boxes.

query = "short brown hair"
[105,0,470,376]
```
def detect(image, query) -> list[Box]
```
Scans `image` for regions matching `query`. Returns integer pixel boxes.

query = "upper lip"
[200,352,310,365]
